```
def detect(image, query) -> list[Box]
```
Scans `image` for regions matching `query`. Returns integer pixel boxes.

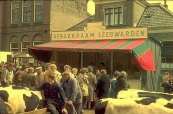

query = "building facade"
[72,0,173,91]
[64,0,173,91]
[0,0,89,53]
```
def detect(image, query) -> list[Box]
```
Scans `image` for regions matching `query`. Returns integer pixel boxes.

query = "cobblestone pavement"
[83,109,95,114]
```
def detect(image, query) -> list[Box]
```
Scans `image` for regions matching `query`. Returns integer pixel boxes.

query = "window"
[162,57,173,69]
[11,1,20,23]
[33,34,43,45]
[162,42,173,49]
[105,7,123,25]
[10,36,18,52]
[21,35,30,53]
[162,41,173,56]
[161,41,173,69]
[35,0,44,21]
[23,0,31,22]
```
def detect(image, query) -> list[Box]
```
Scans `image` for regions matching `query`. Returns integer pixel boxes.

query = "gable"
[138,6,173,27]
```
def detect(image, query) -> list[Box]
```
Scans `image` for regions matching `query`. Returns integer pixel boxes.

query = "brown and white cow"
[0,86,44,114]
[95,89,173,114]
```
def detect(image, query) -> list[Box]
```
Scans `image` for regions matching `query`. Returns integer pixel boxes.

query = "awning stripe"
[86,40,110,49]
[104,39,127,49]
[39,41,65,47]
[97,40,118,49]
[122,39,146,50]
[112,39,134,49]
[55,40,81,48]
[81,40,103,48]
[69,40,95,49]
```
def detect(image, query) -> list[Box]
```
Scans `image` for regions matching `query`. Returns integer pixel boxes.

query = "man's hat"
[35,67,42,70]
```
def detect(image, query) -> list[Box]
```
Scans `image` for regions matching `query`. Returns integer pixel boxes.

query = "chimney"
[164,0,168,8]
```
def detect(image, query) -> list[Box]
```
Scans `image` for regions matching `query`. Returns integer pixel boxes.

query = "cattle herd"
[95,89,173,114]
[1,87,173,114]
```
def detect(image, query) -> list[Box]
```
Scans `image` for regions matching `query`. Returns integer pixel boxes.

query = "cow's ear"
[5,102,15,114]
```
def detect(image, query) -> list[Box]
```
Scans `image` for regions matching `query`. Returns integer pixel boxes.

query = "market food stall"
[28,22,161,91]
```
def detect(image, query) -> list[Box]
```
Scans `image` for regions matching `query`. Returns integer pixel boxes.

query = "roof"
[137,4,173,27]
[149,32,173,42]
[67,15,95,31]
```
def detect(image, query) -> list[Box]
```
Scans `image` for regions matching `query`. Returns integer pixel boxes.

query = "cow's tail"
[4,102,15,114]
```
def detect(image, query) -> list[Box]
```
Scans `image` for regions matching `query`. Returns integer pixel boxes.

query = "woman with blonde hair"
[161,75,173,93]
[44,63,51,74]
[50,64,61,84]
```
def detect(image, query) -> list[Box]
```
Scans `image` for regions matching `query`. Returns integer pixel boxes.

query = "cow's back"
[0,86,43,113]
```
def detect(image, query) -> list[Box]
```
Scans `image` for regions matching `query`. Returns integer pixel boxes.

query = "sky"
[87,0,173,15]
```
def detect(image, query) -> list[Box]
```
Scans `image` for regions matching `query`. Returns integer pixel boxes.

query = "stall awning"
[28,39,155,71]
[29,39,146,51]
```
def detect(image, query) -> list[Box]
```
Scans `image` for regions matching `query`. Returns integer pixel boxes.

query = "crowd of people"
[0,61,128,114]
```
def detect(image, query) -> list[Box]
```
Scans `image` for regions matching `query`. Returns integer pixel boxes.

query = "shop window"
[23,0,31,22]
[11,1,20,23]
[33,34,43,46]
[21,35,30,53]
[35,0,44,21]
[161,57,173,69]
[104,7,123,26]
[162,41,173,51]
[10,36,18,52]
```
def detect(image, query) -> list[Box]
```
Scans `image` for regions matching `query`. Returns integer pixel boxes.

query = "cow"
[118,89,173,101]
[0,96,7,114]
[0,86,45,114]
[95,89,173,114]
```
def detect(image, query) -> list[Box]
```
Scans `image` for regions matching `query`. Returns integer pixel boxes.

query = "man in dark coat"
[22,67,37,87]
[116,71,127,97]
[95,69,110,100]
[30,71,67,114]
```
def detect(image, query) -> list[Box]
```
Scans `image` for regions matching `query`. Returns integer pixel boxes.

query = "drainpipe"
[0,2,3,50]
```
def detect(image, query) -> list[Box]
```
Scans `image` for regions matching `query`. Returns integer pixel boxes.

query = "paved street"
[83,109,94,114]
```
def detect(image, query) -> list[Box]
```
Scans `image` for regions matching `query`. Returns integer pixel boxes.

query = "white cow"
[0,86,44,114]
[95,89,173,114]
[95,98,173,114]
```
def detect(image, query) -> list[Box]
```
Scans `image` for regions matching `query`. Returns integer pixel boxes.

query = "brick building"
[0,0,89,53]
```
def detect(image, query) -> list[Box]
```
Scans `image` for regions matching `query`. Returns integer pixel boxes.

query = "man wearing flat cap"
[35,66,45,86]
[61,71,82,114]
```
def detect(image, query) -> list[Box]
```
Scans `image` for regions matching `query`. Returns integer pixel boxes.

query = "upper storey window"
[23,0,31,22]
[35,0,44,21]
[11,1,20,23]
[105,7,123,26]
